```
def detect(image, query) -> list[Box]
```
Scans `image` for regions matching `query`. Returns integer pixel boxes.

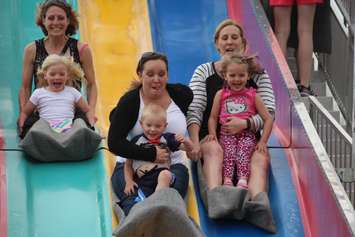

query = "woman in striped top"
[187,19,275,200]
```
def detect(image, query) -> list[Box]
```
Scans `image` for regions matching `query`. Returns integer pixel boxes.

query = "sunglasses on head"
[136,52,168,74]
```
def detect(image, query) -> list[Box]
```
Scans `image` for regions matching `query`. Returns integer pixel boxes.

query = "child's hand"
[175,134,185,143]
[256,141,268,154]
[124,180,138,195]
[205,134,217,142]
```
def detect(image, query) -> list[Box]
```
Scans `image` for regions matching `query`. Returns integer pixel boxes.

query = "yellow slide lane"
[78,0,200,229]
[78,0,152,139]
[78,0,152,227]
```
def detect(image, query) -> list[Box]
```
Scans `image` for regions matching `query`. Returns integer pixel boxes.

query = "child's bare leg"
[155,170,173,191]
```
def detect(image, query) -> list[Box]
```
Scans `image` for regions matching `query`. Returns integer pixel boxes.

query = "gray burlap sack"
[113,188,204,237]
[197,160,276,233]
[197,160,247,219]
[244,192,277,233]
[207,186,247,220]
[19,118,102,162]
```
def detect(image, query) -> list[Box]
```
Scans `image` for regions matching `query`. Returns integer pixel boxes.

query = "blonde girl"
[19,54,94,134]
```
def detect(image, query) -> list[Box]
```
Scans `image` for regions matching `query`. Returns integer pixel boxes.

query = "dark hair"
[36,0,79,36]
[136,52,168,75]
[129,52,169,90]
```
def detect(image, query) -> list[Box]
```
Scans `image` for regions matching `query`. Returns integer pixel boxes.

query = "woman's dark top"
[108,83,193,162]
[33,37,81,89]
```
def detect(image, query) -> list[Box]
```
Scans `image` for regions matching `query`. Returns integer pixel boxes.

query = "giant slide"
[0,0,353,237]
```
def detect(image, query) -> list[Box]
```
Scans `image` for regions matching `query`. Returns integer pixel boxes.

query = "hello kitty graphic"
[225,97,247,114]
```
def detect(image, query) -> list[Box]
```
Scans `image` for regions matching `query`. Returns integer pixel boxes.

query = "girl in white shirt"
[19,54,94,133]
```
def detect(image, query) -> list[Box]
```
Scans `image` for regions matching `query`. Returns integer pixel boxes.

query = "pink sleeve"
[246,88,257,98]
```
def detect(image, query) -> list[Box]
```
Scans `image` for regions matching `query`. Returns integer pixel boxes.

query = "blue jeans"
[111,162,189,215]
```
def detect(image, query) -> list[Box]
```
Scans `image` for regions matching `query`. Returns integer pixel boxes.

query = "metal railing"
[316,0,354,133]
[353,20,355,175]
[334,0,354,26]
[308,96,354,207]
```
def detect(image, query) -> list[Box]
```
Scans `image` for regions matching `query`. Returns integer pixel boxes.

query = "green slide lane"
[0,1,112,236]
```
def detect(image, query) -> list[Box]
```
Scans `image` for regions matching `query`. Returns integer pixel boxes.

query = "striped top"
[187,62,275,139]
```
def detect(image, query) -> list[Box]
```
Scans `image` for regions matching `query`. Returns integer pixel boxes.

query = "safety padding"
[19,118,102,162]
[197,160,277,233]
[113,188,203,237]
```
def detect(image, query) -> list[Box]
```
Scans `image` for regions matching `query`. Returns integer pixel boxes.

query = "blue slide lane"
[147,0,305,236]
[0,1,111,236]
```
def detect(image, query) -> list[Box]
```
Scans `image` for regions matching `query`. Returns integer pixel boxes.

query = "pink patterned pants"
[220,131,256,180]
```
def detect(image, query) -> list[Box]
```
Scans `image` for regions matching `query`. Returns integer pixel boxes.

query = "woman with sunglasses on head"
[18,0,97,137]
[108,52,193,215]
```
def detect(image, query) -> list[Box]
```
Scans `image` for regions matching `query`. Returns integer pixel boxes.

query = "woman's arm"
[79,43,98,119]
[108,91,158,162]
[208,90,222,139]
[76,97,89,113]
[187,123,202,160]
[187,124,200,146]
[18,101,36,133]
[186,64,211,160]
[254,94,273,153]
[76,97,95,126]
[186,63,210,131]
[19,43,35,114]
[251,72,276,131]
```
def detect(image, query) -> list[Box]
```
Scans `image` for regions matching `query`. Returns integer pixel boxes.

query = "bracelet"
[246,119,251,130]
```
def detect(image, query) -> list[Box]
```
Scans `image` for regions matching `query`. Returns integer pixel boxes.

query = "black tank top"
[33,37,81,90]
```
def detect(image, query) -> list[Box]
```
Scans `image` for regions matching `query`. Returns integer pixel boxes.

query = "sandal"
[223,178,234,186]
[236,179,248,189]
[236,182,248,190]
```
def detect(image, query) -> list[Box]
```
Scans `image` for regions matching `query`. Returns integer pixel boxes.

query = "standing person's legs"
[219,134,238,185]
[248,151,271,199]
[297,4,317,89]
[273,6,292,55]
[200,140,223,189]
